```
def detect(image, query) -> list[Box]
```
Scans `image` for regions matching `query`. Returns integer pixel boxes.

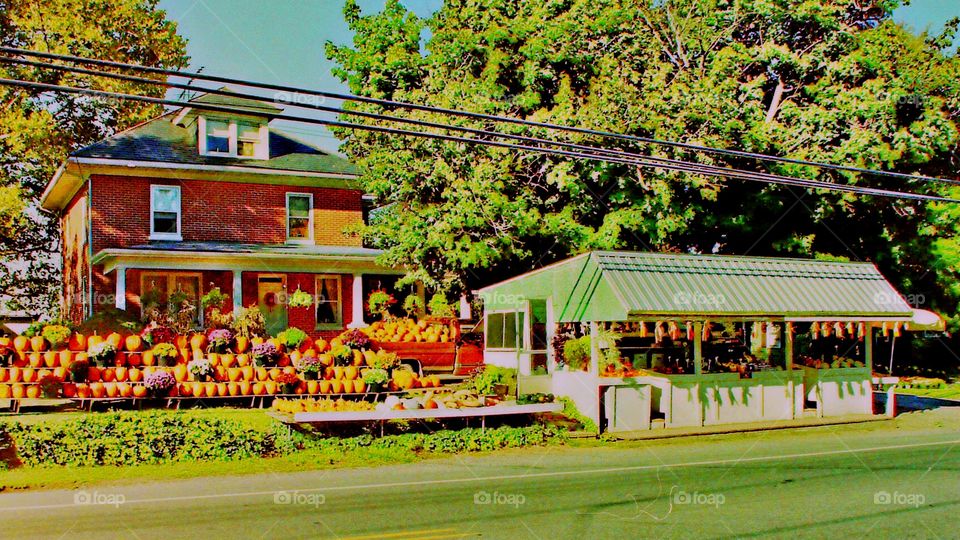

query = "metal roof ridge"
[591,249,877,267]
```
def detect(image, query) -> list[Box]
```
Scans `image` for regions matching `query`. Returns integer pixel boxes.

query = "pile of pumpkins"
[273,397,377,414]
[0,329,444,400]
[364,318,458,344]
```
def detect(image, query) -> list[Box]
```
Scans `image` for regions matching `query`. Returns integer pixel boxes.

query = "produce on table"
[273,397,377,414]
[362,318,456,344]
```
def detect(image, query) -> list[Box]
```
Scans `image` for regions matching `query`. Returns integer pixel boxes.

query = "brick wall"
[90,174,363,250]
[240,271,354,340]
[61,185,89,324]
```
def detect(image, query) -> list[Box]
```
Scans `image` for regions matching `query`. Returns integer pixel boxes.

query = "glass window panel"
[288,195,311,216]
[152,188,180,213]
[288,217,310,239]
[238,122,260,139]
[153,213,178,234]
[205,120,230,153]
[315,276,341,326]
[486,313,504,348]
[503,312,518,349]
[238,140,257,157]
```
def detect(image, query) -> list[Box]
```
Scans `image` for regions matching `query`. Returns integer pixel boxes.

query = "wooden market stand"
[478,251,941,433]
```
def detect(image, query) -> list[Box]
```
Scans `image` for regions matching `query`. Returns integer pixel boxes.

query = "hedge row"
[1,412,565,468]
[1,412,277,467]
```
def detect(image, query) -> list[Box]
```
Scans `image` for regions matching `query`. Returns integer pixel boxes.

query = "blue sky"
[156,0,960,151]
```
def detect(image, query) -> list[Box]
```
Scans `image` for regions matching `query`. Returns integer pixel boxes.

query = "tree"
[0,0,188,316]
[328,0,960,373]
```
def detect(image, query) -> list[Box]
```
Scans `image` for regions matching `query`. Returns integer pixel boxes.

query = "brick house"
[40,90,401,338]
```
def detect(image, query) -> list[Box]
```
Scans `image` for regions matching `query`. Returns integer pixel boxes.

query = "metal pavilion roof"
[478,251,915,322]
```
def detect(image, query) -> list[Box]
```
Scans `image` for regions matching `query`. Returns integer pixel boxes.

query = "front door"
[257,275,287,337]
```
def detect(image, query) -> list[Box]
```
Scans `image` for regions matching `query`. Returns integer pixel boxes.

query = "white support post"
[232,270,243,315]
[459,294,471,320]
[115,266,126,310]
[693,321,703,375]
[347,273,366,328]
[589,321,600,375]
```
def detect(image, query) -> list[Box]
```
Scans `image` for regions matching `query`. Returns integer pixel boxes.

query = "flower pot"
[303,370,319,381]
[281,382,298,395]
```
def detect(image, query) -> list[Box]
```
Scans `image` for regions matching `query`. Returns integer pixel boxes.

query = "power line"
[2,76,957,204]
[1,46,957,188]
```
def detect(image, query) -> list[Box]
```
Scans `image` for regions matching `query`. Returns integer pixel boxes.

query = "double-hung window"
[198,116,267,159]
[286,193,313,242]
[150,185,181,240]
[486,311,525,350]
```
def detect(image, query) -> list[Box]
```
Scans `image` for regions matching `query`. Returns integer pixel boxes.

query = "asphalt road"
[1,411,959,539]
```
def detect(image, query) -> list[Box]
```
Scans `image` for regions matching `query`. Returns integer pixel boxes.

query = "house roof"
[187,87,284,115]
[70,113,356,176]
[478,251,915,322]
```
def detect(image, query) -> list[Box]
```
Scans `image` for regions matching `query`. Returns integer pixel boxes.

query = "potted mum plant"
[206,328,234,354]
[340,328,371,351]
[294,354,322,380]
[41,324,73,351]
[67,359,90,383]
[88,341,117,368]
[330,345,353,367]
[252,342,280,367]
[38,374,62,398]
[152,343,179,367]
[362,368,389,393]
[188,358,214,382]
[276,372,301,394]
[277,327,308,351]
[288,287,313,309]
[141,321,176,347]
[144,370,176,398]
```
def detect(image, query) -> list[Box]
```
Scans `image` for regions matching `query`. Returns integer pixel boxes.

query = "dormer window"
[198,116,267,159]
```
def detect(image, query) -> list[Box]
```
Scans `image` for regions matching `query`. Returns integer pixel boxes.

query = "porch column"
[347,273,367,328]
[693,321,703,375]
[589,321,600,374]
[232,271,243,315]
[115,266,126,310]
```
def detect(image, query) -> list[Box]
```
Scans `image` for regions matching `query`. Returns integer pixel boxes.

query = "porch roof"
[477,251,916,322]
[92,241,400,275]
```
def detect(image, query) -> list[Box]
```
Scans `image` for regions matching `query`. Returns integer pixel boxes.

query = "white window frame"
[314,274,343,329]
[149,185,182,241]
[485,310,525,351]
[285,192,314,243]
[198,116,268,159]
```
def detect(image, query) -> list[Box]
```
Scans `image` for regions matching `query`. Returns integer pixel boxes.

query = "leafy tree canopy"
[326,0,960,339]
[0,0,188,315]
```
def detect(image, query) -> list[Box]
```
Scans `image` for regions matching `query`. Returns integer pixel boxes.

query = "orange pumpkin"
[114,366,128,382]
[330,380,344,394]
[11,383,25,399]
[220,353,236,368]
[106,332,123,349]
[306,380,320,394]
[0,384,9,398]
[424,398,438,409]
[89,382,105,398]
[314,338,328,353]
[7,367,20,383]
[62,382,77,398]
[103,382,119,398]
[118,383,133,398]
[215,382,228,397]
[13,336,29,352]
[178,383,193,397]
[126,353,141,367]
[74,352,88,363]
[318,353,333,367]
[21,368,36,383]
[267,338,282,351]
[354,380,366,393]
[191,382,206,398]
[252,382,266,395]
[240,366,254,381]
[227,382,240,396]
[173,364,188,382]
[282,366,297,376]
[124,335,143,352]
[205,382,218,397]
[100,368,116,383]
[37,369,51,380]
[141,351,155,366]
[30,336,47,352]
[295,381,306,395]
[26,385,41,398]
[178,348,191,363]
[0,337,10,348]
[132,385,148,398]
[228,367,242,382]
[344,366,359,381]
[269,368,282,381]
[0,369,7,383]
[53,367,68,380]
[235,336,250,353]
[190,334,207,351]
[58,350,73,367]
[236,353,251,367]
[13,351,27,367]
[342,380,355,394]
[352,350,364,366]
[277,355,291,368]
[332,367,344,380]
[76,383,91,399]
[86,334,104,350]
[264,381,277,394]
[28,353,43,368]
[87,366,101,382]
[255,367,269,381]
[251,336,265,347]
[68,333,87,352]
[239,381,252,395]
[205,351,218,365]
[128,368,143,382]
[43,351,58,368]
[288,351,303,366]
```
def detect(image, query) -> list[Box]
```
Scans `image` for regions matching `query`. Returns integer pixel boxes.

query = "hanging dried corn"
[881,321,890,337]
[702,321,712,343]
[811,322,820,340]
[686,322,695,342]
[639,322,649,338]
[834,322,845,338]
[654,321,665,342]
[668,321,681,341]
[893,322,902,338]
[846,322,855,336]
[857,322,866,341]
[822,322,832,338]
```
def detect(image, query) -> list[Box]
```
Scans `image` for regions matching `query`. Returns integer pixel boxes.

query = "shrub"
[470,365,517,395]
[402,294,423,317]
[141,322,176,346]
[428,293,455,317]
[232,305,266,338]
[0,411,277,467]
[277,327,308,350]
[38,374,62,398]
[367,289,396,318]
[563,336,591,371]
[200,286,229,313]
